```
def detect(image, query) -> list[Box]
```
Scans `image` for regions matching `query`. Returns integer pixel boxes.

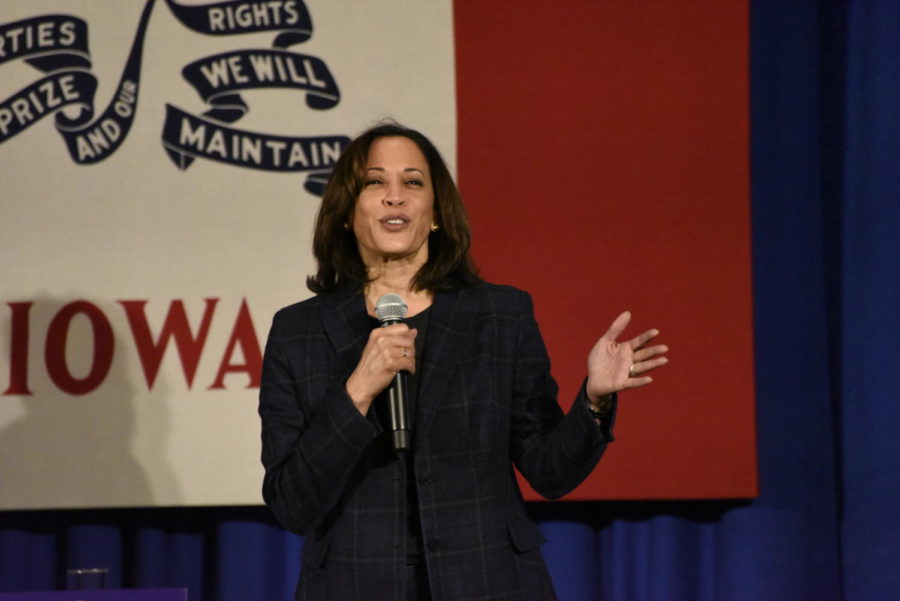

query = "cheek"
[351,196,375,227]
[351,209,371,243]
[422,196,435,223]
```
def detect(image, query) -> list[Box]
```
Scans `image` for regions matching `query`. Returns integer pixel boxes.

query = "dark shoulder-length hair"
[307,121,478,294]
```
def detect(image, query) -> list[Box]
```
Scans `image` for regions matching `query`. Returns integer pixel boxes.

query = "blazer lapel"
[319,290,370,376]
[415,286,481,443]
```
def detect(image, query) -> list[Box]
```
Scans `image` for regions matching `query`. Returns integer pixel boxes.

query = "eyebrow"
[365,167,426,175]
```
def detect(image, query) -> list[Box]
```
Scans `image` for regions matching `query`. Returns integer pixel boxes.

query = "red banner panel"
[454,1,755,499]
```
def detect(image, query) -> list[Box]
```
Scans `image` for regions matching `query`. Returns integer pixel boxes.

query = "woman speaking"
[259,122,668,601]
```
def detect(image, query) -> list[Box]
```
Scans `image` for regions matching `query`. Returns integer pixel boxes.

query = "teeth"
[386,219,404,224]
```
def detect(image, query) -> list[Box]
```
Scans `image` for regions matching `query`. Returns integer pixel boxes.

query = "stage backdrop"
[1,0,755,509]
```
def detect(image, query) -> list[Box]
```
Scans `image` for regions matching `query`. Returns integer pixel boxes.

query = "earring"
[430,223,439,232]
[343,222,350,230]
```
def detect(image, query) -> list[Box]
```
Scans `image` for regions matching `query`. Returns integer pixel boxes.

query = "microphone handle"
[388,370,410,452]
[380,317,410,452]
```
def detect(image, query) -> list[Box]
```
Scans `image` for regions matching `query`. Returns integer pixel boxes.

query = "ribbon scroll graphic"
[0,0,348,196]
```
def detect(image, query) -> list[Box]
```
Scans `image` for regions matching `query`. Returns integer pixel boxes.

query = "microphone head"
[375,294,408,323]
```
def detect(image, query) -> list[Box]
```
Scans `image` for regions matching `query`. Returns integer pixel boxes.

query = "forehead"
[366,136,429,171]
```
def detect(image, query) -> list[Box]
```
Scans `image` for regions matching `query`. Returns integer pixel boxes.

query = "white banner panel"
[0,0,456,509]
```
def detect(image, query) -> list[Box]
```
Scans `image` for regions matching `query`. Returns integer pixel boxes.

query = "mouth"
[380,215,409,229]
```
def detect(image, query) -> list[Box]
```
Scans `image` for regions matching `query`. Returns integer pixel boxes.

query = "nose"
[382,178,405,206]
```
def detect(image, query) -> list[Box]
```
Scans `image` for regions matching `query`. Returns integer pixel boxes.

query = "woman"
[259,122,668,601]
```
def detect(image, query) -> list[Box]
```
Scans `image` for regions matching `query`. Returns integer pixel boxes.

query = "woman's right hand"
[345,324,417,414]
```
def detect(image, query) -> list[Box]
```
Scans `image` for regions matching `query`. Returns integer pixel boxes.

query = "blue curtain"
[3,1,899,599]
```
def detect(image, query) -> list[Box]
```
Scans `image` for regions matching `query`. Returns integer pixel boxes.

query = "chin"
[380,246,426,261]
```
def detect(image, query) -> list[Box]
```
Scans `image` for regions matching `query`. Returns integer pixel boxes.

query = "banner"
[0,0,456,509]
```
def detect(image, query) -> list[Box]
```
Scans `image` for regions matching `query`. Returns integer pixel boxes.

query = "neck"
[364,261,432,316]
[364,252,423,293]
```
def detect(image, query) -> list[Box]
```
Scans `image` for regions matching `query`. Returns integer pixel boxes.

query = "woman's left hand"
[586,311,668,405]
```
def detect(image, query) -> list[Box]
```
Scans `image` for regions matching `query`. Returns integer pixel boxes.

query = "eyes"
[363,177,424,188]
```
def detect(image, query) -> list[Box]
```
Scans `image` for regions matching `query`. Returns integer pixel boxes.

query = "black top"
[403,306,431,564]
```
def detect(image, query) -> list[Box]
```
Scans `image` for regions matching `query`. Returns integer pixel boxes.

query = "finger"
[394,345,416,373]
[628,328,660,350]
[382,354,415,376]
[367,326,405,350]
[631,356,668,376]
[373,328,416,348]
[367,326,417,375]
[372,336,407,363]
[632,344,668,362]
[376,323,412,336]
[625,375,654,389]
[602,311,632,341]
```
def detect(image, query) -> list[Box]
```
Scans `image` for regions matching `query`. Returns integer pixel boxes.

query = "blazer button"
[427,538,441,552]
[419,473,433,486]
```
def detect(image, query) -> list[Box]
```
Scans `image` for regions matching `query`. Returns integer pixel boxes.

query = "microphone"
[375,294,411,452]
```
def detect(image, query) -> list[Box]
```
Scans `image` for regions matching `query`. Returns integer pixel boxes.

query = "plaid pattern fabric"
[259,283,615,601]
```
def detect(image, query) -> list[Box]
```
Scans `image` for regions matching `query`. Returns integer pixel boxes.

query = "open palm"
[586,311,668,403]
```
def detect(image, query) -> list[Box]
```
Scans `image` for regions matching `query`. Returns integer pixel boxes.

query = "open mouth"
[380,216,409,228]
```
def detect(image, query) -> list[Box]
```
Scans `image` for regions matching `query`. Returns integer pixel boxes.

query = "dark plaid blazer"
[259,282,615,601]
